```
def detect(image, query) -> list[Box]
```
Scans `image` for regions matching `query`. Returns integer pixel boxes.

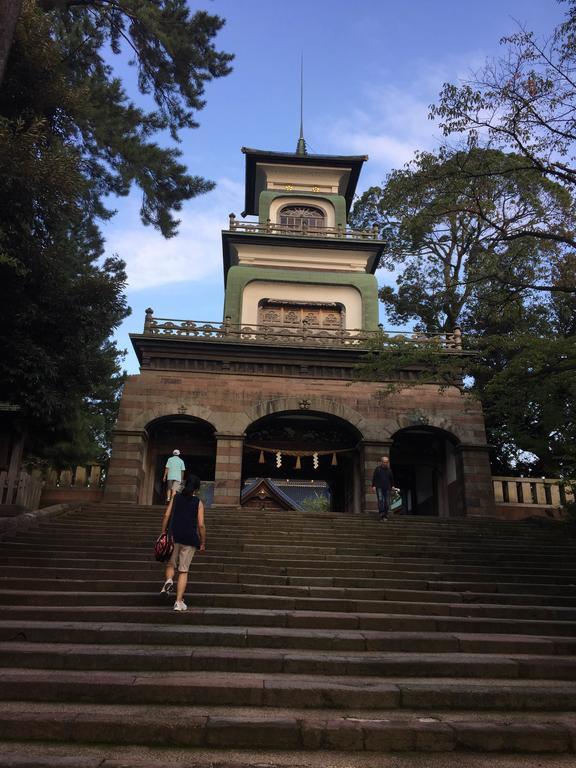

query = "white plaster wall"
[235,243,370,272]
[259,164,350,196]
[269,196,336,227]
[241,281,363,329]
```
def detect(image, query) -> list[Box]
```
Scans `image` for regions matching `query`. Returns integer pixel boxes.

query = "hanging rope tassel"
[295,455,301,469]
[259,450,265,464]
[331,452,338,466]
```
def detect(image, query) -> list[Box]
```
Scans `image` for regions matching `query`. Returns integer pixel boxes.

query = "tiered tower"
[104,141,494,518]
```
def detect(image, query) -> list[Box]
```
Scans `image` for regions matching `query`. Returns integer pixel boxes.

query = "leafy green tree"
[0,1,232,464]
[352,148,576,477]
[351,148,572,332]
[430,0,576,266]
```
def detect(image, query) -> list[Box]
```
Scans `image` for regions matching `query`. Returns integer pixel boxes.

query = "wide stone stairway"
[0,502,576,766]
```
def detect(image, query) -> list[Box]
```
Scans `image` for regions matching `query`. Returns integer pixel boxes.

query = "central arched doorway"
[390,427,461,517]
[143,415,216,505]
[243,410,363,513]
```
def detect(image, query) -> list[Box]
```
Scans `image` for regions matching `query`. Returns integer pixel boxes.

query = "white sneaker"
[173,600,187,611]
[160,579,174,594]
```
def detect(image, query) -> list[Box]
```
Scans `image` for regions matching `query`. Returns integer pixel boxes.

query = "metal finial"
[296,52,307,155]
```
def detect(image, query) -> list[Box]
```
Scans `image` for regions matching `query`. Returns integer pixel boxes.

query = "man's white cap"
[173,449,180,455]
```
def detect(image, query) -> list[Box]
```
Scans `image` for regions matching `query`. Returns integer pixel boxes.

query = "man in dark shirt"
[371,456,394,520]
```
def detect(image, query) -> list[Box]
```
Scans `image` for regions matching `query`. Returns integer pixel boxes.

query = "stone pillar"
[361,439,392,516]
[103,429,148,503]
[456,443,495,517]
[212,433,244,508]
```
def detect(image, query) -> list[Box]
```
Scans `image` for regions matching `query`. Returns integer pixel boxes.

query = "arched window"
[279,205,326,231]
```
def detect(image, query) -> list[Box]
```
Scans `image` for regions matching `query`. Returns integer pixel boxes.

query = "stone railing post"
[144,307,154,333]
[103,429,148,503]
[212,433,245,507]
[453,327,462,349]
[455,443,494,517]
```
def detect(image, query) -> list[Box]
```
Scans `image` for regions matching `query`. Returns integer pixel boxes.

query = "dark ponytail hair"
[181,474,200,497]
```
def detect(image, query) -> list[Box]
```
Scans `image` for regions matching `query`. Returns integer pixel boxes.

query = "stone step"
[2,621,574,655]
[4,577,576,606]
[9,567,576,597]
[0,702,575,754]
[12,536,574,560]
[1,604,576,636]
[1,502,575,758]
[4,563,576,592]
[3,642,576,680]
[2,668,576,710]
[4,554,576,584]
[41,525,569,542]
[2,588,576,623]
[6,543,576,572]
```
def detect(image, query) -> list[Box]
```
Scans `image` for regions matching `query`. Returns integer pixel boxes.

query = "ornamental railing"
[142,310,463,350]
[227,213,379,240]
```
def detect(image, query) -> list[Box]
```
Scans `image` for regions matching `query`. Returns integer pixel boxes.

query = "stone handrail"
[41,464,106,489]
[227,213,379,240]
[142,310,463,351]
[493,476,574,507]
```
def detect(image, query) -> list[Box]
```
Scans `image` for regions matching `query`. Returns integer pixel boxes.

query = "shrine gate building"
[104,143,495,517]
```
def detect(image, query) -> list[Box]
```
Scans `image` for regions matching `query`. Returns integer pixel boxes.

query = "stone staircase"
[0,502,576,765]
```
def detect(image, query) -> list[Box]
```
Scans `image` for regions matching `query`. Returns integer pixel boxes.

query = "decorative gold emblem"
[312,186,320,192]
[284,184,294,191]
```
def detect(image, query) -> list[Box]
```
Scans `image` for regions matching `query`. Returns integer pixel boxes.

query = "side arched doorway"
[390,427,461,517]
[142,415,216,505]
[242,410,363,513]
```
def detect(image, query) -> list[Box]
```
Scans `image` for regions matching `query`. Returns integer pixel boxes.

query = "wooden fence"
[0,470,44,510]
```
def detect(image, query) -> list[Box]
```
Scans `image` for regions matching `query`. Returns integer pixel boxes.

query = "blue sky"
[103,0,565,373]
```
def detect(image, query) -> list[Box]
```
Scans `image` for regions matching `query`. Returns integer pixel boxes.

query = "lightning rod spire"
[296,52,307,155]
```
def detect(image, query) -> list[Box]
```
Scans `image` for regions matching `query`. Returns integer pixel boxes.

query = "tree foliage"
[352,147,576,477]
[430,0,576,256]
[352,148,572,331]
[0,0,232,463]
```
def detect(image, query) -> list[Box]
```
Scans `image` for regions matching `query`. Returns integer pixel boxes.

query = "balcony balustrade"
[142,309,463,350]
[227,213,379,241]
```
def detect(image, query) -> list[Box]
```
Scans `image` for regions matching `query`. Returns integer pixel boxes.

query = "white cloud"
[323,83,436,173]
[104,177,243,291]
[322,58,486,184]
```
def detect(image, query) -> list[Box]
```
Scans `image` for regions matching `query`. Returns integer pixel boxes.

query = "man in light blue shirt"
[163,449,185,503]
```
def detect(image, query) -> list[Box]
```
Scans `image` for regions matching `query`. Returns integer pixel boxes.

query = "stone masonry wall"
[104,369,494,515]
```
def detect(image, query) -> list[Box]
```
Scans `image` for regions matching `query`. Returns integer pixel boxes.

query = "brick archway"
[126,405,219,434]
[142,414,217,505]
[243,396,369,440]
[240,406,365,514]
